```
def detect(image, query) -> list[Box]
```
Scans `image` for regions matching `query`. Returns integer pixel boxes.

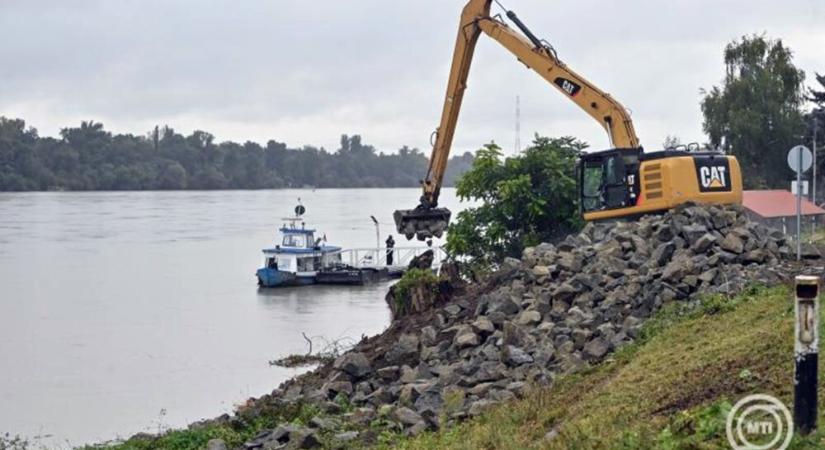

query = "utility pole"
[814,117,819,236]
[798,147,803,260]
[514,95,521,154]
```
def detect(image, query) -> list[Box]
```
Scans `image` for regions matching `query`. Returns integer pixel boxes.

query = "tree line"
[0,121,474,191]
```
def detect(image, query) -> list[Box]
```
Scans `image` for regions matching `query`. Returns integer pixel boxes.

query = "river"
[0,188,470,446]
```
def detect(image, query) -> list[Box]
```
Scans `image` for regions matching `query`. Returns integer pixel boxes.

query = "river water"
[0,188,470,446]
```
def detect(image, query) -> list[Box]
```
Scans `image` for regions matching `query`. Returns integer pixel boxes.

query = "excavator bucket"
[393,207,452,241]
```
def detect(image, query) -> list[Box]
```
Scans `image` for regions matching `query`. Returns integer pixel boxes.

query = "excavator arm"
[394,0,640,240]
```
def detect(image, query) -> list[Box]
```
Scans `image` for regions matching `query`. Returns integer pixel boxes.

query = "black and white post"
[798,148,803,260]
[794,275,820,434]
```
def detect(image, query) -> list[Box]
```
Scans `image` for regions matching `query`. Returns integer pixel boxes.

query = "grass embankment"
[76,284,825,450]
[77,405,315,450]
[393,284,825,449]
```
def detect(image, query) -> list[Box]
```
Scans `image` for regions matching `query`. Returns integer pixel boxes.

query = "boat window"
[283,234,306,247]
[267,257,278,269]
[324,253,342,266]
[279,258,293,272]
[297,257,313,272]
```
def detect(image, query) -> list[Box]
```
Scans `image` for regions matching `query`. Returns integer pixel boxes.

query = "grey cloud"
[0,0,822,155]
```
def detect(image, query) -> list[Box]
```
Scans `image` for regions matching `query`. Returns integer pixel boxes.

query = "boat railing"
[339,246,447,269]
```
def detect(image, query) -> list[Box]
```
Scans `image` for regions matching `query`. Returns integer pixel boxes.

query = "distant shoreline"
[0,185,459,194]
[0,118,475,193]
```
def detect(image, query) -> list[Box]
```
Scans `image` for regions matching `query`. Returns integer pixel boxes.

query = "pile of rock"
[234,203,812,449]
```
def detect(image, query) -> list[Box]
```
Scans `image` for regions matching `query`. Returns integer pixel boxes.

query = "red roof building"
[742,190,825,218]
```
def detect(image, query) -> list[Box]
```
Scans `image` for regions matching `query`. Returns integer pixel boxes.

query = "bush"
[446,136,585,267]
[388,268,440,319]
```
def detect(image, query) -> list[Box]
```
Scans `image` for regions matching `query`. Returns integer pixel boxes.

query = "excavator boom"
[394,0,640,240]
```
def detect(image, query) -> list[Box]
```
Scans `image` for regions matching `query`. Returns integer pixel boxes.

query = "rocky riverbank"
[153,203,821,450]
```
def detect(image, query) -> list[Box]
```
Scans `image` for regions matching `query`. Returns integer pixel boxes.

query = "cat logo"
[694,156,732,192]
[553,77,582,97]
[700,166,726,189]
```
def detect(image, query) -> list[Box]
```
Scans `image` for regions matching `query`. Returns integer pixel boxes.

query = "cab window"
[605,156,622,185]
[582,163,604,212]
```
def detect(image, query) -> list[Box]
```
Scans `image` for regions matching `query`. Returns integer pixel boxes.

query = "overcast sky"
[1,0,823,156]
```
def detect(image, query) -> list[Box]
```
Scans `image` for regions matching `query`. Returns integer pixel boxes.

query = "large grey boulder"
[720,234,744,254]
[502,345,534,366]
[207,439,227,450]
[553,282,581,302]
[393,406,425,427]
[453,326,480,349]
[557,253,584,272]
[681,224,708,244]
[692,233,717,253]
[471,317,495,335]
[333,352,371,378]
[386,333,419,365]
[662,255,694,283]
[583,337,610,361]
[515,310,542,326]
[651,242,676,266]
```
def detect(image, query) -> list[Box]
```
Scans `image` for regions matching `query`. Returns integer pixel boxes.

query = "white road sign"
[792,180,809,195]
[788,145,813,174]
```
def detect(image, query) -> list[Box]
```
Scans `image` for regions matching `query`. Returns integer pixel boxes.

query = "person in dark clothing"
[385,235,396,265]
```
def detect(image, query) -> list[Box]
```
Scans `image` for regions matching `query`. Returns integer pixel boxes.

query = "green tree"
[701,35,806,188]
[662,135,682,149]
[446,136,585,266]
[157,160,188,189]
[808,73,825,141]
[805,73,825,198]
[810,73,825,106]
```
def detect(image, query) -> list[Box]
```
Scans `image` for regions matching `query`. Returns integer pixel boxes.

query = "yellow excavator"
[394,0,743,240]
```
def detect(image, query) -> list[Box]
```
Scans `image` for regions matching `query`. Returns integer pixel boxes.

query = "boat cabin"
[260,224,342,281]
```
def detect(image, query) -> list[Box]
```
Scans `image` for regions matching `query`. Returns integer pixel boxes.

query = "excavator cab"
[580,148,743,222]
[578,148,641,214]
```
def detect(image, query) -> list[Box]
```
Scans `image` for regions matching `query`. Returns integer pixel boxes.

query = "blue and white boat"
[256,204,342,287]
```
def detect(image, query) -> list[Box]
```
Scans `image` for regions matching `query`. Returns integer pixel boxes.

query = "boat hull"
[316,267,386,285]
[256,268,315,287]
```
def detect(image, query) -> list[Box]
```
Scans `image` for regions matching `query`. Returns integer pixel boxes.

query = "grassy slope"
[392,285,825,450]
[79,403,324,450]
